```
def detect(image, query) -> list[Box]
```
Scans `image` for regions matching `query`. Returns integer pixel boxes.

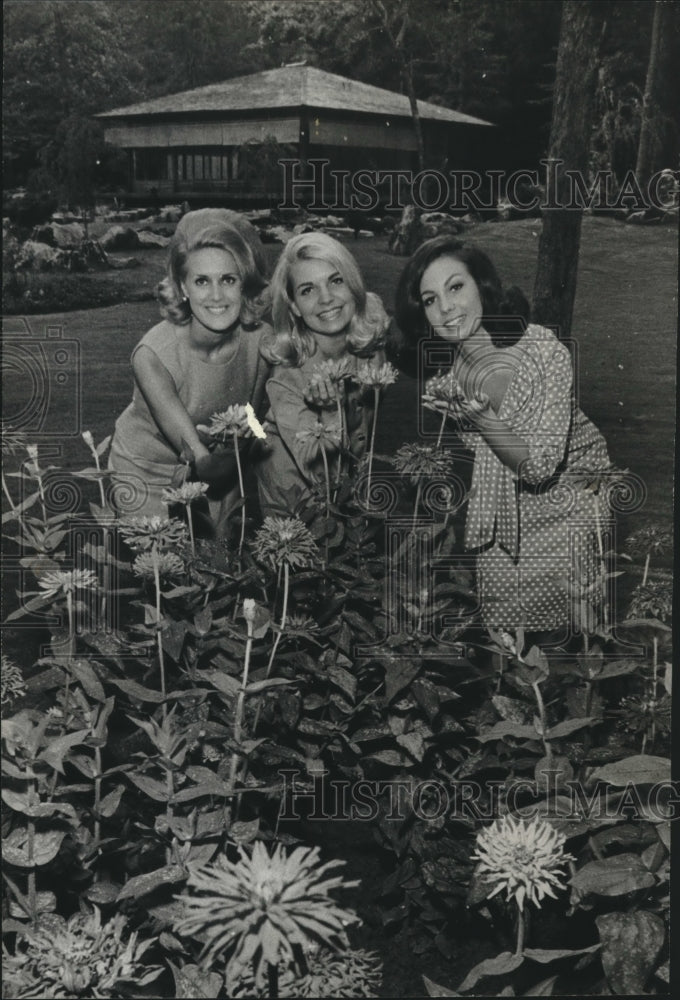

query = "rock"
[323,214,345,227]
[99,226,141,251]
[31,222,86,248]
[293,222,316,235]
[16,240,68,270]
[159,205,183,223]
[107,255,140,269]
[137,230,170,248]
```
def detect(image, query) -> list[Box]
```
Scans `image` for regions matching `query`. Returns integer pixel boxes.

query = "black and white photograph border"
[2,1,678,997]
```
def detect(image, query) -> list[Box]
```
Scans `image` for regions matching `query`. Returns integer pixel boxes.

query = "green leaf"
[69,659,105,701]
[245,677,296,694]
[230,818,259,844]
[3,827,66,867]
[127,772,171,802]
[477,720,539,743]
[545,717,594,740]
[384,659,421,702]
[109,677,166,703]
[327,661,357,702]
[98,784,125,818]
[523,945,600,963]
[161,620,187,661]
[196,669,240,699]
[570,854,656,902]
[172,778,232,803]
[590,754,670,786]
[117,864,186,901]
[492,694,531,724]
[457,951,524,992]
[169,961,223,999]
[38,729,90,774]
[596,911,665,994]
[523,976,558,995]
[1,790,77,820]
[85,881,122,905]
[423,977,460,997]
[193,608,212,635]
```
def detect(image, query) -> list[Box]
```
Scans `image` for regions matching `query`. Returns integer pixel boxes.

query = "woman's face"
[419,255,483,343]
[290,257,356,337]
[181,247,242,334]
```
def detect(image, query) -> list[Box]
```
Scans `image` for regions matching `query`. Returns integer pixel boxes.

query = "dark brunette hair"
[394,236,530,356]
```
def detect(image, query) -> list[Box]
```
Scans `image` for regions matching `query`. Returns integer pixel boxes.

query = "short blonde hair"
[261,232,388,366]
[157,219,269,327]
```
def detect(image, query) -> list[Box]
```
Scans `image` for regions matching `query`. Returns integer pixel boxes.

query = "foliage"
[0,356,672,1000]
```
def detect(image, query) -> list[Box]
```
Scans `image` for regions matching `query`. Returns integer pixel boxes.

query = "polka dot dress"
[459,325,612,631]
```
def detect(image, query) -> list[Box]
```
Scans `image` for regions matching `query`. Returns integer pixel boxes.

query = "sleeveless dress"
[456,325,612,632]
[256,351,381,517]
[109,319,270,529]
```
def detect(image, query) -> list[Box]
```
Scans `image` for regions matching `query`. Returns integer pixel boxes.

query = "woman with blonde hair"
[109,209,271,534]
[257,231,390,515]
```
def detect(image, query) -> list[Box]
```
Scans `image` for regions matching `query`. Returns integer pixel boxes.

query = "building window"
[135,148,167,181]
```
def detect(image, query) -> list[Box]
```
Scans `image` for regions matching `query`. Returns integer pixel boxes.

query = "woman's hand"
[304,376,345,410]
[193,451,238,487]
[422,390,491,426]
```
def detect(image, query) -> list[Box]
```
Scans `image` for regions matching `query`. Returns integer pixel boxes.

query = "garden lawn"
[3,216,675,542]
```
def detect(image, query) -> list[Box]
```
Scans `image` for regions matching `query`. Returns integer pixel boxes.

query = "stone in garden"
[99,226,142,251]
[106,254,140,269]
[160,205,183,222]
[16,240,68,270]
[420,212,463,240]
[259,226,289,243]
[293,222,316,235]
[137,230,171,248]
[32,222,86,248]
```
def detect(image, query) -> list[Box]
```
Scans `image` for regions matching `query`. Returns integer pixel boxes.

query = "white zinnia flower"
[471,814,574,912]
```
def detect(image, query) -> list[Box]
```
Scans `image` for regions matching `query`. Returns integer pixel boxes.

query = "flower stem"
[366,387,380,509]
[186,501,196,557]
[436,409,448,449]
[254,563,289,734]
[2,471,16,510]
[233,430,246,565]
[515,906,525,956]
[412,478,423,532]
[152,548,167,719]
[320,445,331,518]
[229,614,254,795]
[333,396,345,499]
[642,551,650,587]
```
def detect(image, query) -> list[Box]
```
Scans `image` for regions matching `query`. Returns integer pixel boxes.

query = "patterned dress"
[456,324,612,631]
[256,352,381,517]
[109,319,270,528]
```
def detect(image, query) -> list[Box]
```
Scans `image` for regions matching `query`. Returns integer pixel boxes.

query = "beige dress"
[109,319,270,531]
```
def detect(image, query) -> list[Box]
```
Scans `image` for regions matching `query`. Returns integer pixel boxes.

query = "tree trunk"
[635,1,667,189]
[532,1,604,339]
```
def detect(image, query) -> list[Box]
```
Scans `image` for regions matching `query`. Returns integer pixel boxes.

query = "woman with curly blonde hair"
[257,232,390,515]
[109,209,271,533]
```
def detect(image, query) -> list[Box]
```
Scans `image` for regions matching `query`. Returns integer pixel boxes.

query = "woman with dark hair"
[394,236,613,634]
[108,209,271,533]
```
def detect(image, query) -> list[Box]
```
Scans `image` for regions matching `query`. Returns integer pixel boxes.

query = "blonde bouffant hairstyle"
[157,219,269,328]
[261,232,389,367]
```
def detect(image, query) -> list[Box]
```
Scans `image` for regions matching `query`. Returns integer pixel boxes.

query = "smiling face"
[290,257,357,338]
[181,247,243,334]
[419,255,484,343]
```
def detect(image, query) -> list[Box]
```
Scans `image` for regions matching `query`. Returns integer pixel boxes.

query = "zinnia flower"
[209,405,250,440]
[354,361,399,389]
[471,814,574,912]
[625,524,673,557]
[2,909,160,999]
[253,517,319,571]
[295,421,341,464]
[38,569,99,600]
[119,515,188,552]
[626,580,673,622]
[174,842,359,990]
[161,482,209,505]
[231,944,382,998]
[133,551,185,580]
[392,443,454,483]
[1,655,26,709]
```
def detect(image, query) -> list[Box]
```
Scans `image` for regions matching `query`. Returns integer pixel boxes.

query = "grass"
[2,215,676,538]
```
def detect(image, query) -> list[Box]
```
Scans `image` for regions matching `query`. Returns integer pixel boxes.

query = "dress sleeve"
[516,339,573,485]
[265,374,330,479]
